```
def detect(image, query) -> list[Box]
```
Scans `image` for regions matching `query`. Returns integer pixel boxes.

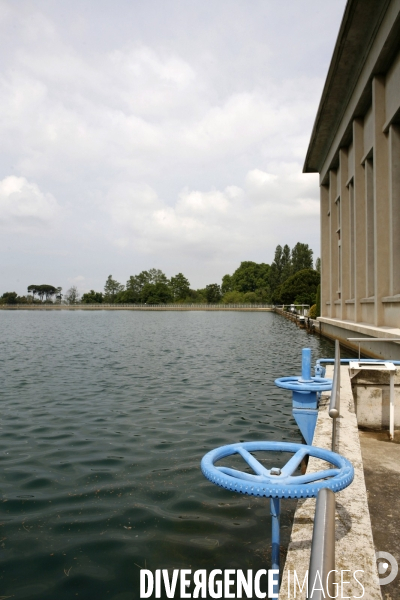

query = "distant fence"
[0,303,274,310]
[274,304,310,314]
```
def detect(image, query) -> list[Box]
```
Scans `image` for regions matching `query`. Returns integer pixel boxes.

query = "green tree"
[273,269,320,305]
[291,243,313,274]
[221,274,233,294]
[243,292,258,303]
[27,285,39,302]
[184,289,207,303]
[147,268,169,285]
[104,275,124,302]
[81,290,104,304]
[0,292,18,305]
[125,271,150,303]
[27,284,58,302]
[141,282,173,304]
[315,257,321,273]
[269,245,284,294]
[205,283,222,303]
[253,288,271,303]
[221,290,246,304]
[65,286,80,305]
[43,285,58,301]
[123,269,169,304]
[281,244,292,281]
[309,304,317,319]
[169,273,190,301]
[230,261,270,293]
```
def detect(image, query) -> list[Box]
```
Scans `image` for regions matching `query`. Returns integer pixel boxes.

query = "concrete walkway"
[359,430,400,599]
[279,366,382,599]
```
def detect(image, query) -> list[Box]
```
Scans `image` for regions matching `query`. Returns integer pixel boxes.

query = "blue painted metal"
[300,348,312,382]
[274,348,332,444]
[274,375,332,392]
[201,441,354,593]
[292,389,318,409]
[292,408,318,445]
[314,363,326,378]
[270,497,280,596]
[201,441,354,499]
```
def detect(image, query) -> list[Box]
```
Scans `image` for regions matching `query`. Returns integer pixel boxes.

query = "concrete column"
[372,76,390,326]
[320,184,330,317]
[349,182,355,300]
[329,170,338,315]
[388,124,400,296]
[365,158,375,298]
[339,148,349,320]
[353,118,366,323]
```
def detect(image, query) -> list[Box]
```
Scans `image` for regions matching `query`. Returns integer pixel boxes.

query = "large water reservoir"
[0,310,337,599]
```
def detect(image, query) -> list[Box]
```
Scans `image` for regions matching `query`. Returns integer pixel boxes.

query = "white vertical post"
[390,371,395,440]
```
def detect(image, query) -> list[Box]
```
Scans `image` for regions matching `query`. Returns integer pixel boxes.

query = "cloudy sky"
[0,0,347,295]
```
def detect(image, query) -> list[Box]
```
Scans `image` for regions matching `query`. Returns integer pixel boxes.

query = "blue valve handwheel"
[201,441,353,499]
[275,376,332,392]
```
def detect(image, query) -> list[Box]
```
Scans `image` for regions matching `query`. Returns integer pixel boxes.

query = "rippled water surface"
[0,310,337,599]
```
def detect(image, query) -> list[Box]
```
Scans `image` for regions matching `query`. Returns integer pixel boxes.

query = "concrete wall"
[350,367,400,429]
[316,1,400,345]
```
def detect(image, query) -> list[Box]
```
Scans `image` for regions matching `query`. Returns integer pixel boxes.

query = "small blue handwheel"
[201,441,354,499]
[275,376,332,392]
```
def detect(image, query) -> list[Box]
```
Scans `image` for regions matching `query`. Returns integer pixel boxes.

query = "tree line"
[0,242,320,308]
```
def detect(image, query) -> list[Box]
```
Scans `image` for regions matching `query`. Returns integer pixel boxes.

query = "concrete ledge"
[318,317,400,340]
[318,318,400,359]
[279,366,381,599]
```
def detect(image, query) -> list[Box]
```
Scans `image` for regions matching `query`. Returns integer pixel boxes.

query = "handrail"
[347,337,400,359]
[0,303,274,309]
[307,488,336,599]
[329,340,340,452]
[317,358,400,365]
[275,304,310,316]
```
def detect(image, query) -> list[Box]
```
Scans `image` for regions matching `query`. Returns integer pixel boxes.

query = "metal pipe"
[317,358,400,365]
[270,497,280,595]
[301,348,312,382]
[347,337,400,360]
[307,488,336,599]
[347,337,400,341]
[329,340,340,451]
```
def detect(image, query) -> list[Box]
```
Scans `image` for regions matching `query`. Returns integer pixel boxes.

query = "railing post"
[307,488,336,599]
[270,497,280,595]
[329,340,341,452]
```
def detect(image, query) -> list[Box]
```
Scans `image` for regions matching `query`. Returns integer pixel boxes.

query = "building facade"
[304,0,400,359]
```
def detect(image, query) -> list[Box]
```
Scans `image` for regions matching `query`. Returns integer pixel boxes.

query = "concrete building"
[304,0,400,359]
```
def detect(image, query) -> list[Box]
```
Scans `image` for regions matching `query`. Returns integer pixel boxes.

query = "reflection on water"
[0,311,336,599]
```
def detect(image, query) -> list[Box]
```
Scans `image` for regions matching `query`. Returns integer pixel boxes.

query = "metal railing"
[275,304,310,316]
[347,337,400,359]
[0,303,273,309]
[307,488,336,599]
[329,340,341,452]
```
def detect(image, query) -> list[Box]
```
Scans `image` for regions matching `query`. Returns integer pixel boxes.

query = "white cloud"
[0,176,59,230]
[0,1,346,292]
[105,163,319,263]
